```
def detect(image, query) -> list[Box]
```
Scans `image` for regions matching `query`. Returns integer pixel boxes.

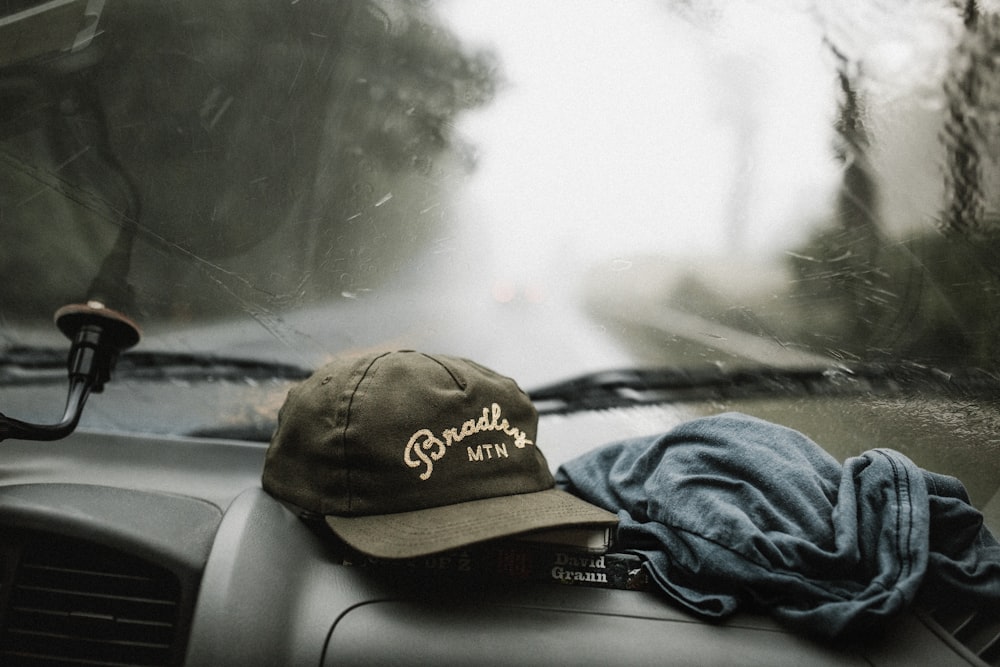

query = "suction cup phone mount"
[0,4,141,442]
[0,301,141,442]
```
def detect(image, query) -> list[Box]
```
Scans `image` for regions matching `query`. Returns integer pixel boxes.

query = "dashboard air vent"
[1,535,182,666]
[923,599,1000,667]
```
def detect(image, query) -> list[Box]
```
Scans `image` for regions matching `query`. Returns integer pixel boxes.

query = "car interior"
[1,1,998,666]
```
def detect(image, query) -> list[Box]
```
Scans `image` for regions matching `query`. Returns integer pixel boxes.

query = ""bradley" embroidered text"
[403,403,533,480]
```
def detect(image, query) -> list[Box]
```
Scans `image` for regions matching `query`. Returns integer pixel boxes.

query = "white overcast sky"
[436,0,842,275]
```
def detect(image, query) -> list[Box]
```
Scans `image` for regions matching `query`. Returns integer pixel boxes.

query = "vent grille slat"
[983,636,1000,666]
[1,536,182,667]
[955,610,1000,661]
[924,600,1000,667]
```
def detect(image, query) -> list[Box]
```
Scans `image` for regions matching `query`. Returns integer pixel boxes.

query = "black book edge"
[337,541,650,591]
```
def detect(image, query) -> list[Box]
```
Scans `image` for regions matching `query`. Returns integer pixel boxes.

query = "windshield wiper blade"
[0,346,313,385]
[0,347,70,384]
[115,351,314,383]
[527,363,1000,415]
[528,366,832,414]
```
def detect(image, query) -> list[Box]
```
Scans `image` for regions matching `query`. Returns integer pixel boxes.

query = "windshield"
[2,1,1000,431]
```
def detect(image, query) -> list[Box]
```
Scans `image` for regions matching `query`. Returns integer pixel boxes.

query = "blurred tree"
[0,0,498,322]
[942,5,1000,239]
[788,1,1000,368]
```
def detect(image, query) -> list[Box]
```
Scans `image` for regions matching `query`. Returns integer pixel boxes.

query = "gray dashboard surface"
[0,429,986,666]
[187,487,972,667]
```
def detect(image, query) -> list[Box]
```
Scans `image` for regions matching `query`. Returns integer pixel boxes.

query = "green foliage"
[788,223,1000,369]
[1,0,499,321]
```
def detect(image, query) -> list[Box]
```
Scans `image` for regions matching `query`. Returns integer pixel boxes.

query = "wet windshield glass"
[2,2,999,407]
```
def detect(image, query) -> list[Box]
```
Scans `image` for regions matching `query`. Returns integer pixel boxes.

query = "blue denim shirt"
[555,412,1000,638]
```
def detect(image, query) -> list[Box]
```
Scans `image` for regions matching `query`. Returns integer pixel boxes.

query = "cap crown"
[262,351,554,516]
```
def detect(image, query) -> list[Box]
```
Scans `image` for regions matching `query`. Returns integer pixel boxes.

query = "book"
[336,541,649,591]
[300,512,648,591]
[513,526,614,553]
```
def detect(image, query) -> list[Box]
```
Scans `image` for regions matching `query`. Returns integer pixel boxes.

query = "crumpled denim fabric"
[555,412,1000,639]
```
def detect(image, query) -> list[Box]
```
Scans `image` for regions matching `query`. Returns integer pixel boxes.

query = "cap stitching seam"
[419,352,466,389]
[342,351,392,513]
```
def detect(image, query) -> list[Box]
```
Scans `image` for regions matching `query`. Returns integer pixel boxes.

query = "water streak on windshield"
[1,0,999,381]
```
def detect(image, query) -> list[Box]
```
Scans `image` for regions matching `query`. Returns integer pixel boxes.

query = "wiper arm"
[528,366,837,414]
[1,347,313,386]
[114,351,314,383]
[528,363,1000,415]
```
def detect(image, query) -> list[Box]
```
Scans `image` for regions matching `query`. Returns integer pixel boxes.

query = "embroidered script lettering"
[403,403,532,480]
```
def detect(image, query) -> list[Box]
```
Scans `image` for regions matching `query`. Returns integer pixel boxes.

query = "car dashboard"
[1,397,997,667]
[2,0,999,664]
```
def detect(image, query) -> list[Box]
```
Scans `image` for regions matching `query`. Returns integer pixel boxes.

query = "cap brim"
[324,488,618,560]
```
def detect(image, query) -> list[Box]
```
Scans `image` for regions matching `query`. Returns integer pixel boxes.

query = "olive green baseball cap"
[262,350,617,559]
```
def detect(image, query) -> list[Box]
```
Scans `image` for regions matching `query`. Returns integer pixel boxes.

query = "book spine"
[343,546,649,591]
